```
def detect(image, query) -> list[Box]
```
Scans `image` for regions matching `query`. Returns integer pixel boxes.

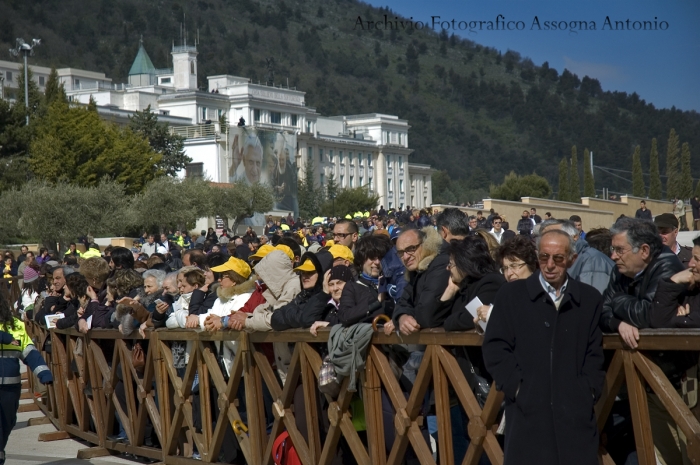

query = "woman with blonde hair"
[473,229,500,260]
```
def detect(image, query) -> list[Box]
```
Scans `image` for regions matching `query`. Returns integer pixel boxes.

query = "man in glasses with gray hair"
[601,217,691,465]
[483,229,604,465]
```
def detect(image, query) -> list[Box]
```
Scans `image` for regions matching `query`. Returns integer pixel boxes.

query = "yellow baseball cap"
[294,257,317,273]
[249,244,295,262]
[274,244,294,261]
[328,244,354,262]
[211,257,252,279]
[249,244,275,262]
[325,239,335,246]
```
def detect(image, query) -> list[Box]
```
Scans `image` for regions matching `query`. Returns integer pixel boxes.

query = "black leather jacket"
[600,246,684,333]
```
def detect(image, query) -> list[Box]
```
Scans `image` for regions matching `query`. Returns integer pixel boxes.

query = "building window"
[329,150,334,163]
[399,156,403,168]
[6,72,12,82]
[271,112,281,124]
[201,107,207,121]
[39,76,45,86]
[367,154,372,166]
[389,202,393,209]
[191,62,195,74]
[350,176,354,188]
[398,133,402,145]
[339,151,344,163]
[369,177,373,190]
[254,109,261,122]
[340,175,345,187]
[319,149,324,163]
[400,179,404,193]
[360,176,364,186]
[160,77,171,84]
[186,163,204,178]
[291,114,298,126]
[307,147,313,160]
[74,78,80,88]
[349,152,353,164]
[320,173,325,185]
[388,179,392,192]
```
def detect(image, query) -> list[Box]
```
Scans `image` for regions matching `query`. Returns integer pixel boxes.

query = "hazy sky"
[364,0,700,112]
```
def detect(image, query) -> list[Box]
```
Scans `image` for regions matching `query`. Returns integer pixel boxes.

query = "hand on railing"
[618,321,640,349]
[310,321,329,336]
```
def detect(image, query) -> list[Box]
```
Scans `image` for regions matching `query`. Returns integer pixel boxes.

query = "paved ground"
[7,407,146,465]
[7,366,146,465]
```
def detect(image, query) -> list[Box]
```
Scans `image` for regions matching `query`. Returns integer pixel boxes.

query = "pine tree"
[297,162,323,219]
[558,157,569,202]
[665,128,680,199]
[569,146,580,202]
[649,138,662,200]
[44,67,67,105]
[680,142,693,200]
[632,145,645,197]
[325,172,338,217]
[583,148,595,197]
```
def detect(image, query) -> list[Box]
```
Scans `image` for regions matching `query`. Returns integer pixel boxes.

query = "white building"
[0,41,433,212]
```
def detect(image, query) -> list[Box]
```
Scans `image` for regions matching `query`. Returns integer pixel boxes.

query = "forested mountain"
[2,0,699,202]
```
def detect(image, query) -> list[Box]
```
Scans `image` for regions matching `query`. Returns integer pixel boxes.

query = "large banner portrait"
[228,127,298,221]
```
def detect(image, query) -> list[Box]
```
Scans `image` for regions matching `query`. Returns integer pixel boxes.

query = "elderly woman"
[309,265,355,336]
[470,236,539,325]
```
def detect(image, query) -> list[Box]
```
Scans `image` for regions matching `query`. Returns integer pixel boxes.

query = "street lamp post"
[9,38,41,126]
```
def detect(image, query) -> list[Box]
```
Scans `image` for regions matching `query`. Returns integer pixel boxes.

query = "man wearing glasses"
[390,227,451,336]
[601,218,689,464]
[332,219,359,252]
[483,229,605,465]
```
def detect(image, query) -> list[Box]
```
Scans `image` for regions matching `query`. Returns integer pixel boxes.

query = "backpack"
[272,431,301,465]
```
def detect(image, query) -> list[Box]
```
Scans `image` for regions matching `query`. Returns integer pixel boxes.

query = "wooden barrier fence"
[22,322,700,465]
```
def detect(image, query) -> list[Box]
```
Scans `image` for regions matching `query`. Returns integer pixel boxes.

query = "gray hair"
[164,271,179,289]
[54,265,75,277]
[142,269,166,289]
[537,219,578,239]
[435,208,470,237]
[536,229,575,259]
[609,217,662,258]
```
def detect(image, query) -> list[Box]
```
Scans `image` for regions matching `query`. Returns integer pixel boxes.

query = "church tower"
[171,43,197,91]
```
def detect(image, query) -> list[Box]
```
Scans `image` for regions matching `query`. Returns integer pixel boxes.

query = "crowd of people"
[1,203,698,465]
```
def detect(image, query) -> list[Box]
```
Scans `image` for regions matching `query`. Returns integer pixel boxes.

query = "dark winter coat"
[483,272,605,465]
[600,246,684,333]
[269,250,334,331]
[443,272,505,331]
[392,228,452,328]
[651,278,700,328]
[516,218,533,236]
[379,247,407,302]
[338,276,394,327]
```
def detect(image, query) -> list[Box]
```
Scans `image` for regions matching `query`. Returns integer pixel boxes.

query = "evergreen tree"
[129,105,190,176]
[649,138,662,200]
[632,145,645,197]
[665,128,680,199]
[325,172,338,217]
[29,99,161,194]
[44,67,67,105]
[297,162,323,219]
[558,157,569,202]
[583,148,595,197]
[680,142,693,200]
[569,146,580,202]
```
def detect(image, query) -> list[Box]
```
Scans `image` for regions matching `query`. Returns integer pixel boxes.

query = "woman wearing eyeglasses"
[471,236,539,324]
